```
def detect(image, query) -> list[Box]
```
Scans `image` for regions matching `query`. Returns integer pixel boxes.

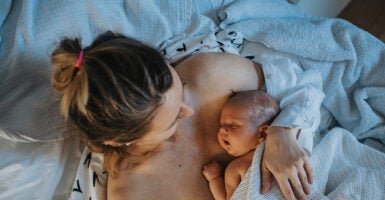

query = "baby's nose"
[218,126,228,135]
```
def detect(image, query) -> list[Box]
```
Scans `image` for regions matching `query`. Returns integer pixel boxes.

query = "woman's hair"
[51,31,172,175]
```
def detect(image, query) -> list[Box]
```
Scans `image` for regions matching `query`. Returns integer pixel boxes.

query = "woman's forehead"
[152,67,182,129]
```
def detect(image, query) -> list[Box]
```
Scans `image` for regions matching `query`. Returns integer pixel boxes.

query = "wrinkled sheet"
[0,0,220,141]
[217,0,385,199]
[232,129,385,199]
[0,133,84,199]
[0,0,223,199]
[1,0,385,199]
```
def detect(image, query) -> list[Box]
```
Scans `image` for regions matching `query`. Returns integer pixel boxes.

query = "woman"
[51,31,311,200]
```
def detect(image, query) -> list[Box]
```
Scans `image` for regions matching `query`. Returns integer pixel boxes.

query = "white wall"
[296,0,351,17]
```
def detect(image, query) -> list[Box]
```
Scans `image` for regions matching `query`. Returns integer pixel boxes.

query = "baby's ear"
[257,124,269,143]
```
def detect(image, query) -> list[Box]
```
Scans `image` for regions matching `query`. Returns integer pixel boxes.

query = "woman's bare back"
[107,52,264,199]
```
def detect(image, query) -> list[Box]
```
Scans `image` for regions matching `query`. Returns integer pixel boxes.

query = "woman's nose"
[180,102,194,118]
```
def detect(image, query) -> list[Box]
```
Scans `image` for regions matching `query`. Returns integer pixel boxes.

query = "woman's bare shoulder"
[175,52,263,93]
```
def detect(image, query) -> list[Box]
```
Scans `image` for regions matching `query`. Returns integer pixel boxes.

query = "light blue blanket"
[1,0,385,199]
[220,0,385,144]
[217,0,385,199]
[0,0,220,141]
[232,129,385,200]
[0,1,223,199]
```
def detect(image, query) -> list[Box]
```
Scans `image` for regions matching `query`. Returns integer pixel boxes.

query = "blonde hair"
[51,31,173,176]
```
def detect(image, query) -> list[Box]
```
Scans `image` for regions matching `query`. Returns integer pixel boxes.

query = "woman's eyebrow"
[164,108,181,131]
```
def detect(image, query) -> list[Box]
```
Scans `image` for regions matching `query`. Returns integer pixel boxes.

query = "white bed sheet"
[0,0,229,199]
[1,0,385,199]
[0,133,84,199]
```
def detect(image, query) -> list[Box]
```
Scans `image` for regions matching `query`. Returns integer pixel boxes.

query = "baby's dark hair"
[51,31,172,174]
[226,90,280,127]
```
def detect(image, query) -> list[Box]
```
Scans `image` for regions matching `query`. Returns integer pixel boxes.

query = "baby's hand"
[202,161,222,182]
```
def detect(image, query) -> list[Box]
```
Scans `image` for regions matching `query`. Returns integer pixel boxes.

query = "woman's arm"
[257,56,324,200]
[261,127,312,200]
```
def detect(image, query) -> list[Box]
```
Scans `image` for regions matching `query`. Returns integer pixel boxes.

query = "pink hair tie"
[75,50,84,68]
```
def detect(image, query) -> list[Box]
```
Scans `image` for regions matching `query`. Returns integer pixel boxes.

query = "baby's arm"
[223,161,244,199]
[202,161,226,200]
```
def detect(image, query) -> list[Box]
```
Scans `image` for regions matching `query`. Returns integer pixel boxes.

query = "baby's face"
[217,104,260,157]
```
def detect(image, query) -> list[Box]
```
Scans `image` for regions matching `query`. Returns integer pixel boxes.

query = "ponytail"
[51,38,89,119]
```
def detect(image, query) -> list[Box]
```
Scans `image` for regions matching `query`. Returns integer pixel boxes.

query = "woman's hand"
[260,126,313,200]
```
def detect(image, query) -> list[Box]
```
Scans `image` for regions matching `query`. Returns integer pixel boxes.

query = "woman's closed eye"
[161,109,183,134]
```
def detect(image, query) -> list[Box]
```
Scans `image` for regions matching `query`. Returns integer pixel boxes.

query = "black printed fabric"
[69,149,106,200]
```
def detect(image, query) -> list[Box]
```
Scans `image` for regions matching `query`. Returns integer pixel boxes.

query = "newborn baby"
[202,90,279,200]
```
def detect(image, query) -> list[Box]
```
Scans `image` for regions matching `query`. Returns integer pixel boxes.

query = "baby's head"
[218,90,279,156]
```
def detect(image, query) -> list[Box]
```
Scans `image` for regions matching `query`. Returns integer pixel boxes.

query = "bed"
[1,0,385,199]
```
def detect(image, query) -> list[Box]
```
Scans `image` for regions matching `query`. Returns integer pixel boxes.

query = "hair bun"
[51,38,88,118]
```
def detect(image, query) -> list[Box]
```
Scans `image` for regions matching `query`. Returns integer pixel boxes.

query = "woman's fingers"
[299,155,313,196]
[272,160,312,200]
[289,171,307,200]
[261,163,272,194]
[276,167,308,200]
[304,156,313,184]
[298,166,311,195]
[261,127,314,199]
[275,176,296,200]
[294,155,312,197]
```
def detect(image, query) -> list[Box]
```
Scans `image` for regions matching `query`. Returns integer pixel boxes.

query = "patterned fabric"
[162,29,243,64]
[69,148,106,200]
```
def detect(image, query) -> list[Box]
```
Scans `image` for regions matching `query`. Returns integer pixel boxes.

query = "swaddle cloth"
[231,128,385,199]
